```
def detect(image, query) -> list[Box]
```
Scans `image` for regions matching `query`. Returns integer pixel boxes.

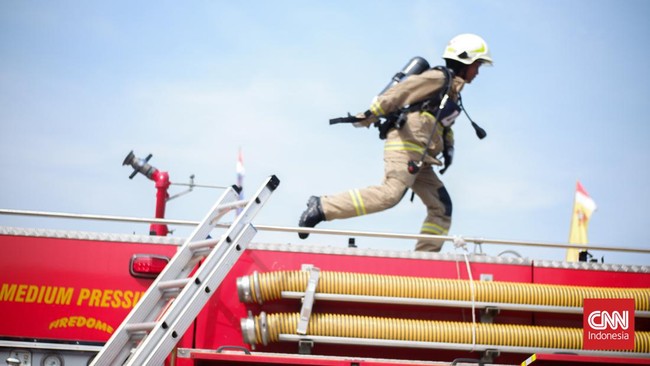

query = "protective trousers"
[320,150,452,252]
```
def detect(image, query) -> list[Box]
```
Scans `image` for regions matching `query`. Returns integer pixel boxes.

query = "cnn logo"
[587,310,629,330]
[583,298,634,350]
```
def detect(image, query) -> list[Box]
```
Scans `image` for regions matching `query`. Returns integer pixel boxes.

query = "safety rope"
[453,235,477,351]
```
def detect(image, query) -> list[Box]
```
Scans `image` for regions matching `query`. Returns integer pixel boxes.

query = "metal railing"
[1,208,649,255]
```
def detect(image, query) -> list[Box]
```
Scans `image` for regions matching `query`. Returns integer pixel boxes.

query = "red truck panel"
[0,228,180,343]
[2,228,648,365]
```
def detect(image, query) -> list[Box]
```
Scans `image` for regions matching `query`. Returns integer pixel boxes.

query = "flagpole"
[235,147,244,216]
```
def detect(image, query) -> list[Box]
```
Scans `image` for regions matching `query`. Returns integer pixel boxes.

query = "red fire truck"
[1,157,649,366]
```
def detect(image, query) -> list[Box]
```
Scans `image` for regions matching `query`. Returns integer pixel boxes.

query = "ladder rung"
[188,237,221,251]
[216,199,249,212]
[158,278,191,290]
[124,322,156,333]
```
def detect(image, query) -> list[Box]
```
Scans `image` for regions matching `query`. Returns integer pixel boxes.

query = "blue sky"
[1,1,649,265]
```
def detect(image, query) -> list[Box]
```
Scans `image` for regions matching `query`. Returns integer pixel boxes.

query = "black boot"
[298,196,325,239]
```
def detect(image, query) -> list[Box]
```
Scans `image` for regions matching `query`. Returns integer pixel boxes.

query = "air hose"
[241,311,650,353]
[237,270,650,310]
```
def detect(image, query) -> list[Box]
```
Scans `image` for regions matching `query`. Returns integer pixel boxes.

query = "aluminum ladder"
[90,175,280,366]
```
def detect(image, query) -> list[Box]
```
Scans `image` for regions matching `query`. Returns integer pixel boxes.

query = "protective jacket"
[364,68,466,166]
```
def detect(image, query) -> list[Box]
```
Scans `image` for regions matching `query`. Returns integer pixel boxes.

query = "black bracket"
[298,339,314,355]
[481,349,500,363]
[480,306,500,323]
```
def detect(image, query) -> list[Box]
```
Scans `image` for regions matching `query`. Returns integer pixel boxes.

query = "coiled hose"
[243,311,650,353]
[238,270,650,310]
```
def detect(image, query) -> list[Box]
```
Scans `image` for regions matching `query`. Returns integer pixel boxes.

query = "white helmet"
[442,34,493,65]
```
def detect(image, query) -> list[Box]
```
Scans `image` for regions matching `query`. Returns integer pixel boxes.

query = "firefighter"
[298,34,493,251]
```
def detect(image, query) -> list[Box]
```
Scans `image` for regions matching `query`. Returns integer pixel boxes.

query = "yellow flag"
[565,181,597,262]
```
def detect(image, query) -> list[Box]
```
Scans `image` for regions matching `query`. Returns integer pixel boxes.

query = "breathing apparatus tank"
[378,56,430,95]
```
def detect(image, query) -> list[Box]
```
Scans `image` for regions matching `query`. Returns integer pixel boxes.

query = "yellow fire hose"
[242,311,650,353]
[238,270,650,310]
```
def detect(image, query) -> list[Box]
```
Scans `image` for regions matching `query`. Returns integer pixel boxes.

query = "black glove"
[439,146,454,175]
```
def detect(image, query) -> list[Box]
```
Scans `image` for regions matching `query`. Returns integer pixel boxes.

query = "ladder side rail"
[145,186,242,291]
[91,187,240,366]
[134,224,258,365]
[183,188,243,244]
[125,175,279,365]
